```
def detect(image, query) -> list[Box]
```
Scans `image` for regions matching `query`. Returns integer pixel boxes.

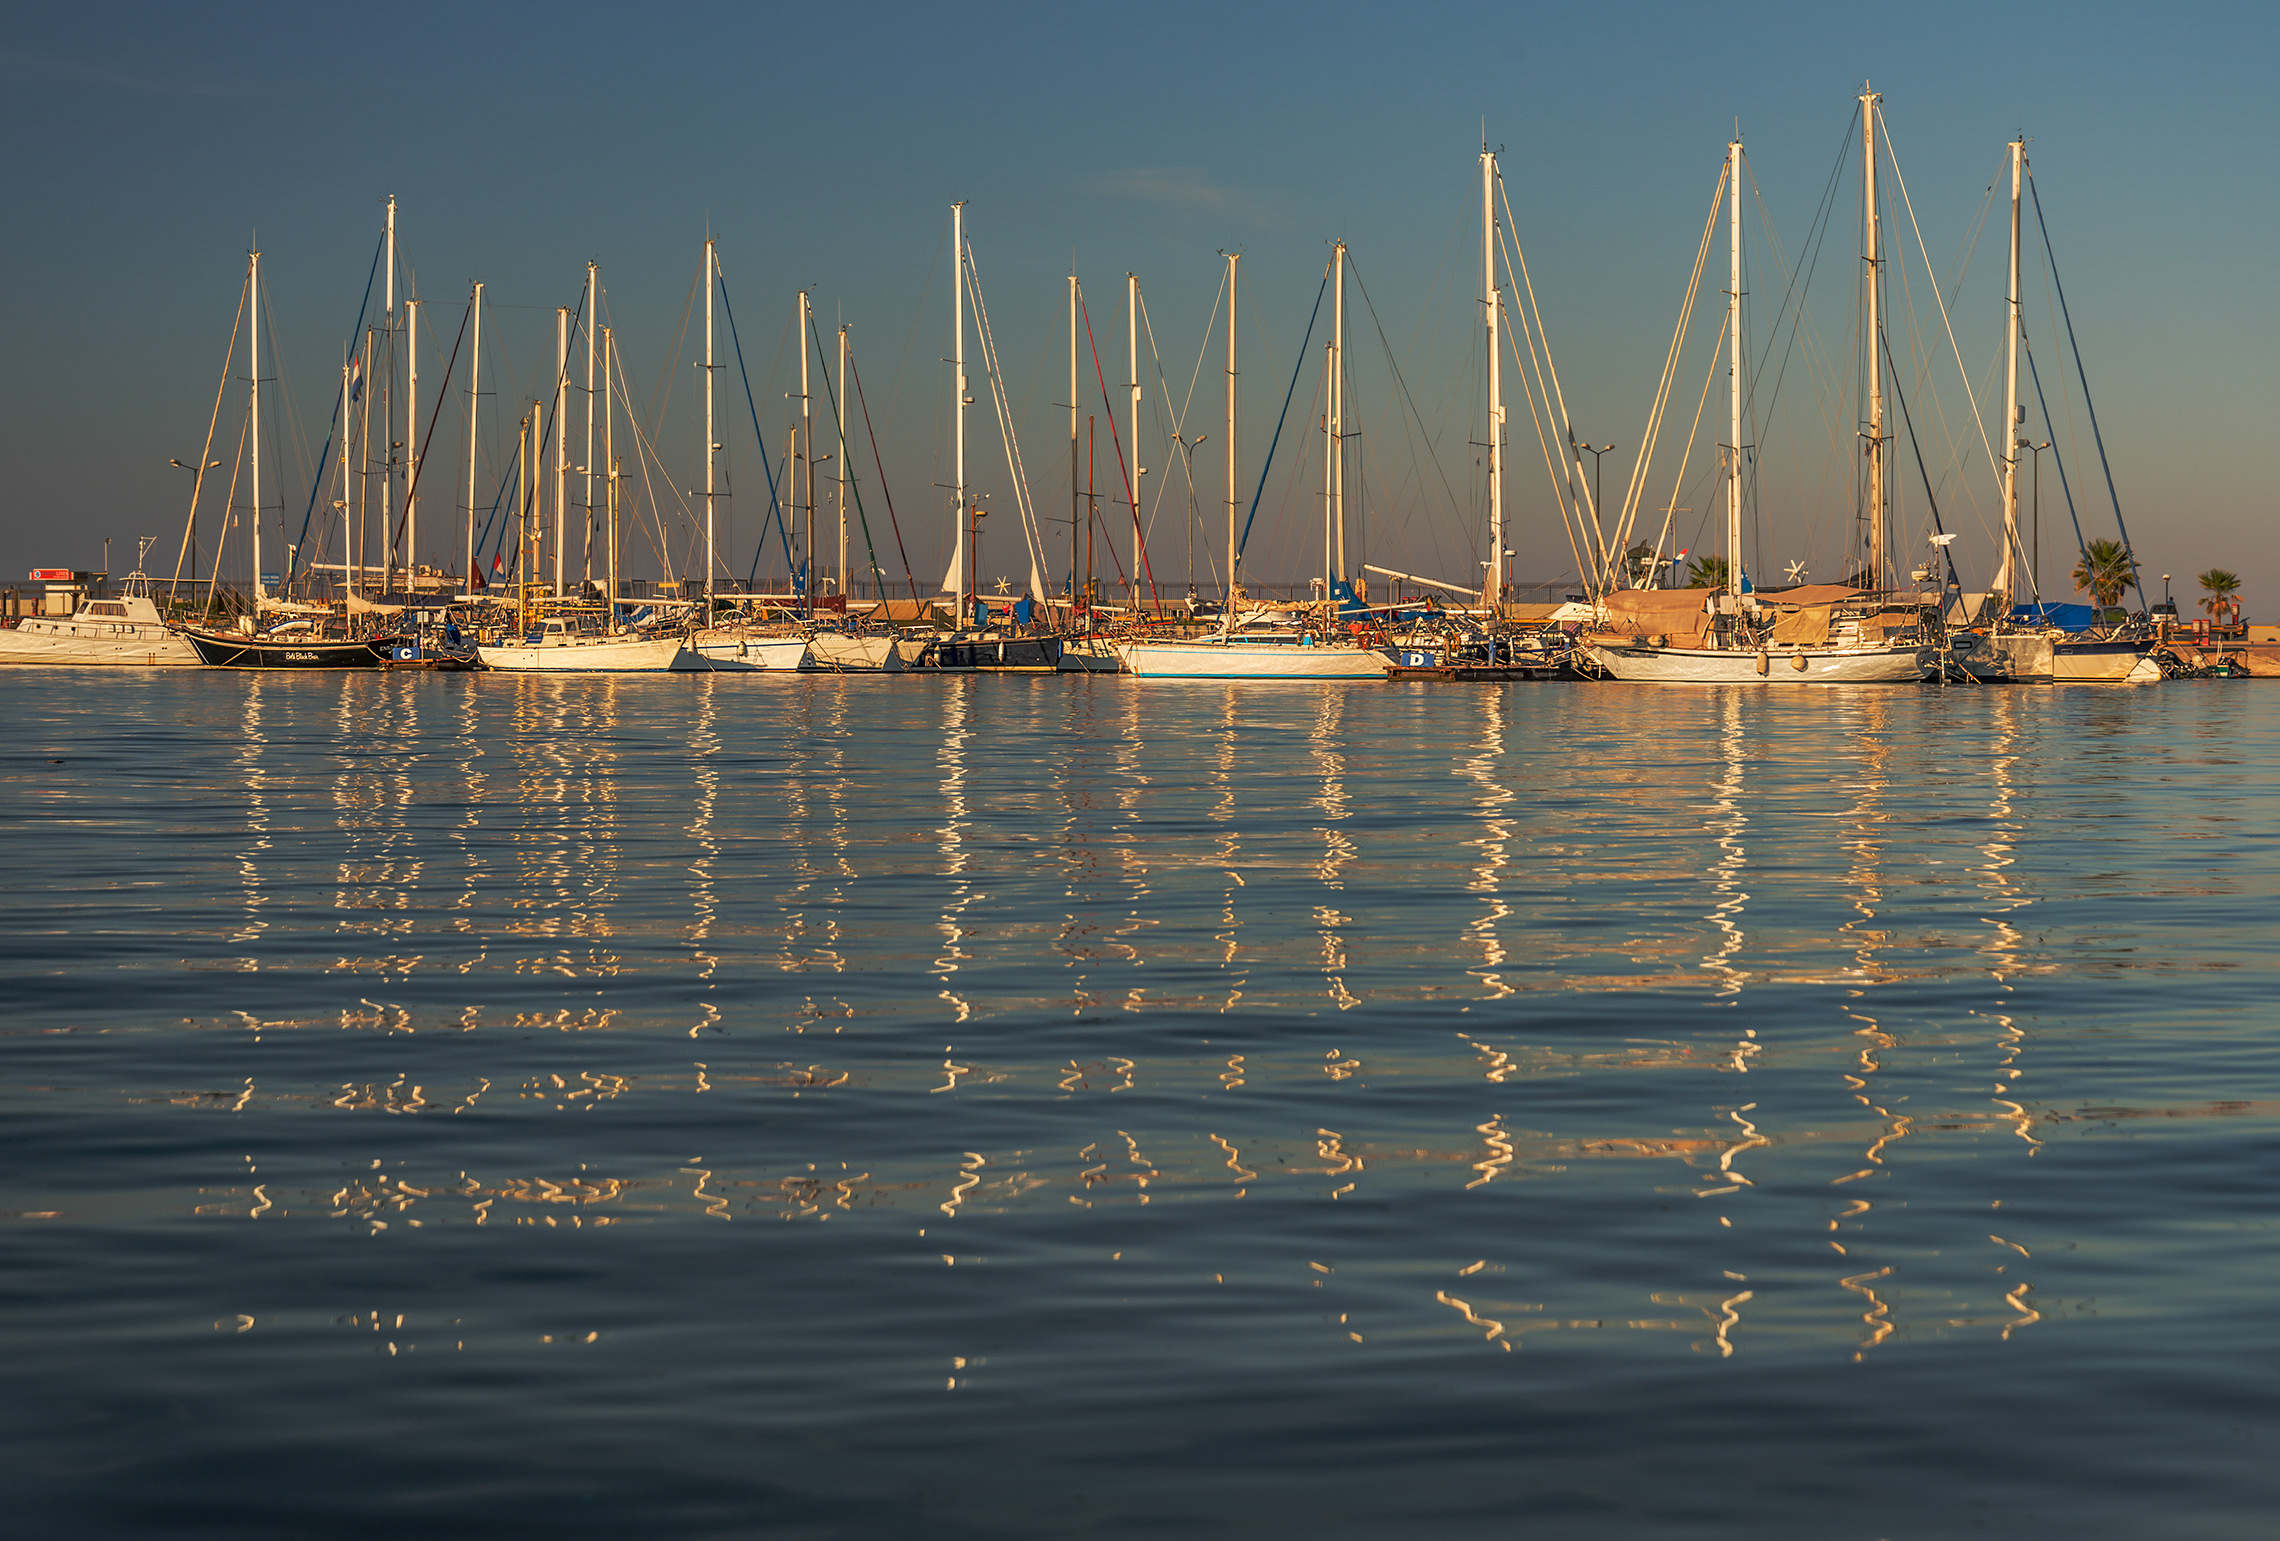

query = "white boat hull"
[476,633,690,672]
[0,620,198,666]
[2051,642,2160,682]
[686,631,810,671]
[1582,640,1931,683]
[1953,632,2056,681]
[1057,635,1124,673]
[807,633,907,673]
[1117,638,1392,679]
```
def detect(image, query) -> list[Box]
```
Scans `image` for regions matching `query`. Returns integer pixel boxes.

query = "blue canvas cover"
[2009,602,2097,631]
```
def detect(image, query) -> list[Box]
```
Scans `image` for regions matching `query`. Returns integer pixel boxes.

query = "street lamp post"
[1575,439,1614,542]
[2018,438,2050,602]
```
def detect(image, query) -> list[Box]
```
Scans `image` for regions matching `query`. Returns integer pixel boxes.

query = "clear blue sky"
[3,0,2271,607]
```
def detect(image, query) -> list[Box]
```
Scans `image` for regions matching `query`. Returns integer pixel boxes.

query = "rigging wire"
[1238,264,1330,562]
[2030,174,2142,601]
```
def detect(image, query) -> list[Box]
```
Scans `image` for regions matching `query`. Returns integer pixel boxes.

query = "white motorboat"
[0,557,197,667]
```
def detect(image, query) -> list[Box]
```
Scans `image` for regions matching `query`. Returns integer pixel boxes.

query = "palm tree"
[2197,568,2241,617]
[2071,539,2134,607]
[1686,553,1730,590]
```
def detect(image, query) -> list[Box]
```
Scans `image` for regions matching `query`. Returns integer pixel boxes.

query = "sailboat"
[687,254,811,672]
[1118,245,1392,680]
[0,540,198,666]
[1582,106,1933,684]
[908,202,1063,673]
[1948,138,2157,684]
[177,245,410,669]
[479,271,690,673]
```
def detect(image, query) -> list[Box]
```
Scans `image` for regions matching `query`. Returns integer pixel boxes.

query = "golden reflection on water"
[56,678,2261,1368]
[230,674,270,958]
[1459,687,1515,999]
[686,677,722,1036]
[933,680,975,1023]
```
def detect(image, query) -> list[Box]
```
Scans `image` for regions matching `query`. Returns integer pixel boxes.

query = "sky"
[3,0,2272,610]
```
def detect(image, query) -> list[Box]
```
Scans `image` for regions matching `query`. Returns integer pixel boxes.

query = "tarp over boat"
[2009,602,2098,632]
[1598,587,1713,641]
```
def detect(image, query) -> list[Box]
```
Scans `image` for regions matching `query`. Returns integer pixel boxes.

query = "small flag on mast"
[347,356,363,402]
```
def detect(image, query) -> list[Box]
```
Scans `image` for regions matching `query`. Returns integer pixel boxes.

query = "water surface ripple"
[2,673,2274,1538]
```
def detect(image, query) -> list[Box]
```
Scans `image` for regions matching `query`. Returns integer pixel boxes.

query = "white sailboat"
[690,254,812,672]
[1583,107,1931,685]
[481,275,690,673]
[1959,136,2157,684]
[0,542,197,666]
[1120,246,1391,680]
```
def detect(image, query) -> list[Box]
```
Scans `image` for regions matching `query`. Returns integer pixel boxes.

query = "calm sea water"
[1,671,2274,1538]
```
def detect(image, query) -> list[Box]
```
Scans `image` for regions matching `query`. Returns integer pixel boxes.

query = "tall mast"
[1482,148,1504,617]
[406,298,419,575]
[1332,241,1347,595]
[339,354,352,600]
[703,237,716,616]
[554,305,569,600]
[1996,135,2024,608]
[952,203,968,617]
[1861,84,1885,591]
[383,196,396,583]
[358,329,374,593]
[465,282,482,597]
[516,414,528,626]
[1726,137,1744,602]
[1225,251,1239,624]
[836,321,849,601]
[604,329,617,608]
[1323,334,1335,618]
[800,288,814,616]
[249,248,263,604]
[584,262,597,586]
[1069,272,1080,612]
[1127,270,1141,611]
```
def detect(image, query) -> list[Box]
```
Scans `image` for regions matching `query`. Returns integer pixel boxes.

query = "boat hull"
[181,628,406,669]
[0,621,198,666]
[1580,640,1932,683]
[686,631,811,671]
[917,635,1063,672]
[1057,635,1125,673]
[2051,640,2160,682]
[476,634,689,672]
[1952,632,2056,682]
[1117,638,1392,679]
[806,633,907,673]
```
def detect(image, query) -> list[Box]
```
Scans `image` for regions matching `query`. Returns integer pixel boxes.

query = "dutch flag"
[347,355,363,402]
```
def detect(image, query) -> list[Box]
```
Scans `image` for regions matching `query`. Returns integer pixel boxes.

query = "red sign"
[28,568,73,581]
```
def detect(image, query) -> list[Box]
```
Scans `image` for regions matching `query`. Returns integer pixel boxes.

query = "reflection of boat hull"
[1117,638,1392,679]
[182,628,406,669]
[476,634,690,671]
[2052,639,2159,682]
[687,631,810,671]
[0,621,199,666]
[807,633,907,673]
[918,634,1063,672]
[1580,639,1931,683]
